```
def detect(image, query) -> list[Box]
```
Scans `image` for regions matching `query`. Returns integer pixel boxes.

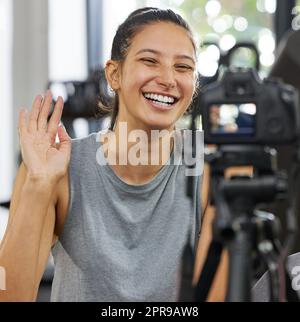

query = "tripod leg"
[226,226,252,302]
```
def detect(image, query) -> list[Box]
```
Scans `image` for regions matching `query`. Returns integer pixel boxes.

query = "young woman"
[0,7,226,301]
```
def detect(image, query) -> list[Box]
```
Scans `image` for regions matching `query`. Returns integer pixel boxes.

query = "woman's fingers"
[37,90,53,131]
[28,95,43,132]
[47,96,64,140]
[22,90,64,140]
[57,125,71,154]
[18,108,28,135]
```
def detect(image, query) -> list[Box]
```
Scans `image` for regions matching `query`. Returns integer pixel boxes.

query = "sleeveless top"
[51,129,203,302]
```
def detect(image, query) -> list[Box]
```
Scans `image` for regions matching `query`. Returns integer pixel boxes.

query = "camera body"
[201,68,300,145]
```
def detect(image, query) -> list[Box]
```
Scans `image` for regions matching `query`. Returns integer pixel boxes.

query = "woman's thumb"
[57,124,71,152]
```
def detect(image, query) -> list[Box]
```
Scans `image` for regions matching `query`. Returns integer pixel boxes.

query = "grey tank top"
[51,130,202,302]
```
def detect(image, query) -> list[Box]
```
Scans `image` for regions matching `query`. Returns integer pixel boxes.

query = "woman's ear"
[105,60,121,91]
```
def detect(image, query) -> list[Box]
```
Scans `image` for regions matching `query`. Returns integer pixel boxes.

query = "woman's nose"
[156,66,176,89]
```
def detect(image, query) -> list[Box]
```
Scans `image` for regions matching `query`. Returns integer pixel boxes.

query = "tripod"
[195,145,300,302]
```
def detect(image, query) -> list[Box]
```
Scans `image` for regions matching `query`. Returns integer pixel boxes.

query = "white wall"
[12,0,49,174]
[0,0,49,240]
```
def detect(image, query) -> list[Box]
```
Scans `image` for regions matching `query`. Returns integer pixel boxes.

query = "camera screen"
[209,103,256,136]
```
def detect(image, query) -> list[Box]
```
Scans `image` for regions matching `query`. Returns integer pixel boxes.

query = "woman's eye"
[141,58,157,64]
[176,65,194,71]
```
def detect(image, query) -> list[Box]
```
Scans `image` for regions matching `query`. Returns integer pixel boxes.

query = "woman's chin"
[129,110,177,131]
[143,120,175,131]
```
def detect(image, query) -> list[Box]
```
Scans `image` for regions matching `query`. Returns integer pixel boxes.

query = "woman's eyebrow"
[135,49,196,64]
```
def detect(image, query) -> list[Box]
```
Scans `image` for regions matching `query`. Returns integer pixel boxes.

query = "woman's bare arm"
[193,165,254,301]
[193,163,228,302]
[0,91,70,301]
[0,167,57,301]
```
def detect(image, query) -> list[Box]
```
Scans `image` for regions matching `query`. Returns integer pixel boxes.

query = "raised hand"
[18,90,71,183]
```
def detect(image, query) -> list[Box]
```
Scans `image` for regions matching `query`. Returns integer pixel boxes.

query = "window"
[136,0,277,76]
[48,0,88,82]
[102,0,138,64]
[48,0,89,138]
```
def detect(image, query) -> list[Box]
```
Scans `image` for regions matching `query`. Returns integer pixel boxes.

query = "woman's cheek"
[182,73,196,91]
[133,73,152,89]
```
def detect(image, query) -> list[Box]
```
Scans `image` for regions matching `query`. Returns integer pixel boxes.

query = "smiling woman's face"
[112,21,197,131]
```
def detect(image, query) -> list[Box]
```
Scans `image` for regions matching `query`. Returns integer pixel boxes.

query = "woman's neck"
[102,121,175,184]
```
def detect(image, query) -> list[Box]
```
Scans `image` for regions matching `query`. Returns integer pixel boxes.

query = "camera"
[200,67,300,145]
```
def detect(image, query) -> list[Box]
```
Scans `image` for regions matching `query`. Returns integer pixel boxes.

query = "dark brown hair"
[98,7,198,130]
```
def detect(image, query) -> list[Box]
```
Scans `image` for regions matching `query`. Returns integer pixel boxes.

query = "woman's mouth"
[142,92,179,111]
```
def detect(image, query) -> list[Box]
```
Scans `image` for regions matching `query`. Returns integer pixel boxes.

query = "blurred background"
[1,0,300,301]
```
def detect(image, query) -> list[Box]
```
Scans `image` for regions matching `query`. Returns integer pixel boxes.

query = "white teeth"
[152,101,171,107]
[144,93,175,104]
[158,95,164,102]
